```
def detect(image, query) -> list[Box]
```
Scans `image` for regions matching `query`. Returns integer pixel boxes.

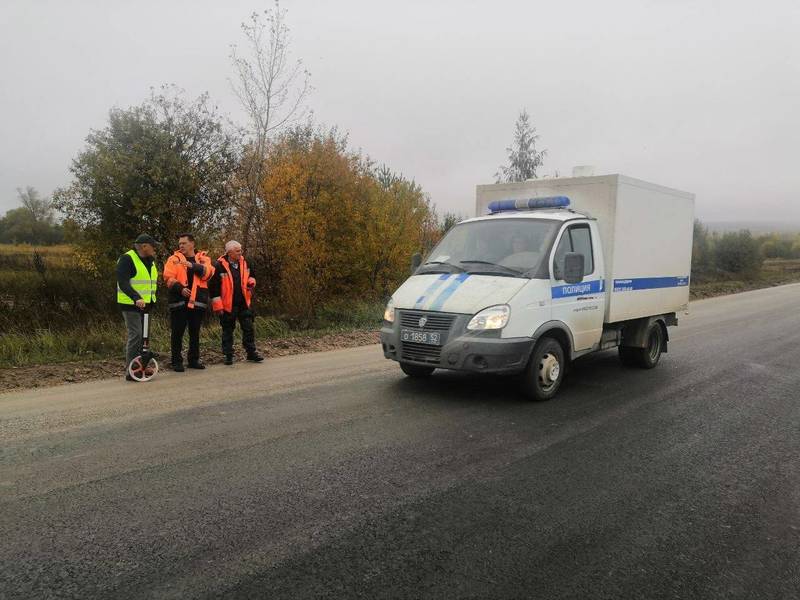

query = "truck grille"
[399,310,456,331]
[400,342,442,364]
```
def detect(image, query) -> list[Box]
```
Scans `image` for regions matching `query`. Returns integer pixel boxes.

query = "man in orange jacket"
[210,240,264,365]
[163,233,214,371]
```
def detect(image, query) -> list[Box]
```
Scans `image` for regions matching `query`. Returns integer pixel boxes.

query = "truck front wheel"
[399,362,435,377]
[521,337,565,401]
[619,322,664,369]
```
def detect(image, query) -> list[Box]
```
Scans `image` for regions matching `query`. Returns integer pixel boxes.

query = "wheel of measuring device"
[128,355,159,382]
[521,337,565,401]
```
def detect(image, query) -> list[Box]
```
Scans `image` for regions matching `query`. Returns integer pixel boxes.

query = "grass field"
[690,259,800,299]
[0,243,73,266]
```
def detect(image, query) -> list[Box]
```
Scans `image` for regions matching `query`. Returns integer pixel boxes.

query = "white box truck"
[379,174,694,400]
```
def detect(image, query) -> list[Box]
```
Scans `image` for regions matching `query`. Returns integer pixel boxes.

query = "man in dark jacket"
[210,240,264,365]
[117,234,159,381]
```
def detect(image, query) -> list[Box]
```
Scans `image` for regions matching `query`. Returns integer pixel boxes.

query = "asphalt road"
[2,284,799,599]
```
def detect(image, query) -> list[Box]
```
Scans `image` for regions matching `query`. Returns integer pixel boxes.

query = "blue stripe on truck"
[551,279,604,299]
[613,276,689,292]
[428,273,470,310]
[414,273,451,309]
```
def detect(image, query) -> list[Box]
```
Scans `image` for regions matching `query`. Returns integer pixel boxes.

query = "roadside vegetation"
[689,221,800,298]
[0,242,386,368]
[2,225,799,370]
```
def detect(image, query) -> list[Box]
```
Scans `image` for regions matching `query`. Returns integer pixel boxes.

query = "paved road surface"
[2,284,799,599]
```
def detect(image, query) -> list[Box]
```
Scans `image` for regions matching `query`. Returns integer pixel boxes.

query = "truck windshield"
[419,218,560,278]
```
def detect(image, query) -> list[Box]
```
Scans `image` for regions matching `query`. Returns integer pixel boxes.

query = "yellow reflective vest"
[117,249,158,305]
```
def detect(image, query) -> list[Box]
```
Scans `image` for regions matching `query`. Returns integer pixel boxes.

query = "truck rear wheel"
[399,362,435,378]
[619,322,664,369]
[521,337,565,401]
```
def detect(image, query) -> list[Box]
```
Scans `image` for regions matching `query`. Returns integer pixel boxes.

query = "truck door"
[549,222,605,351]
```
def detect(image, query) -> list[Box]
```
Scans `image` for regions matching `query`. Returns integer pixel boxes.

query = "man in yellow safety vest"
[117,234,159,381]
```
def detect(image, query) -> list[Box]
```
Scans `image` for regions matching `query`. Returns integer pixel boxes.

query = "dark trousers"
[170,306,204,365]
[220,305,256,356]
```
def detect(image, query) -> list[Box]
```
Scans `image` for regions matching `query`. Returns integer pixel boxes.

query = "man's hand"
[134,299,146,310]
[181,287,191,298]
[247,277,256,289]
[177,256,190,267]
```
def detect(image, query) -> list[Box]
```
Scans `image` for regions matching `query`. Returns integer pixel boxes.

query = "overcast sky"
[1,0,798,222]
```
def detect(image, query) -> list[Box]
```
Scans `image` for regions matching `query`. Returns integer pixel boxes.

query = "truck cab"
[381,200,606,399]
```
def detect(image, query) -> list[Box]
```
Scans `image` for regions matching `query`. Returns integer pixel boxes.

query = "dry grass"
[691,259,800,299]
[0,243,74,269]
[0,243,73,254]
[763,258,800,273]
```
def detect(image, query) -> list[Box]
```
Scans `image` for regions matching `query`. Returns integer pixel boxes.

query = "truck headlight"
[383,298,395,323]
[467,305,510,330]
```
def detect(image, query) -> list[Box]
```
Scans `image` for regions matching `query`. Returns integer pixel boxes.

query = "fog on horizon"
[1,0,798,223]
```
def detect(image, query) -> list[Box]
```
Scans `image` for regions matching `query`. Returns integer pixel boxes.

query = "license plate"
[401,328,442,346]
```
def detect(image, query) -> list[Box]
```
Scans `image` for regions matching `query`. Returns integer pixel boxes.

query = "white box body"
[476,174,694,323]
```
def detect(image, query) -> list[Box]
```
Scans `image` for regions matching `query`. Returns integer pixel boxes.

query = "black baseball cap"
[134,234,159,245]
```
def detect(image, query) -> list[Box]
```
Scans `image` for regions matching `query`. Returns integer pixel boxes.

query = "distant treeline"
[692,219,800,278]
[0,187,63,245]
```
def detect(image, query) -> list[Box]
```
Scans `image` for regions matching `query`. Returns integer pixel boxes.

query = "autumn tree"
[247,125,438,321]
[496,109,546,182]
[54,87,239,265]
[358,168,441,297]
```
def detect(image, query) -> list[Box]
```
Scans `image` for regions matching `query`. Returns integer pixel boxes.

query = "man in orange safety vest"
[210,240,264,366]
[163,233,214,371]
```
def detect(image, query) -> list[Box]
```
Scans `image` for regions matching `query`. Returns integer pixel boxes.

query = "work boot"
[246,352,264,363]
[172,363,185,372]
[224,355,233,366]
[188,361,205,370]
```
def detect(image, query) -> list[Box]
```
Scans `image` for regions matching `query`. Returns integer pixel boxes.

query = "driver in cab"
[500,233,540,270]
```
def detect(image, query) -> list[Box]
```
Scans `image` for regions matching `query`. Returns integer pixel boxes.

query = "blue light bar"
[488,196,570,214]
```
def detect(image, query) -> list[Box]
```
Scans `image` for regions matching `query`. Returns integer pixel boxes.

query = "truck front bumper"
[380,325,534,375]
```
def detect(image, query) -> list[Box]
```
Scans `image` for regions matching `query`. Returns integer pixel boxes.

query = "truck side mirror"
[410,253,422,274]
[563,252,585,284]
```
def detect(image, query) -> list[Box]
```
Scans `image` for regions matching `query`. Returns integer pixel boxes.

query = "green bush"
[714,230,762,276]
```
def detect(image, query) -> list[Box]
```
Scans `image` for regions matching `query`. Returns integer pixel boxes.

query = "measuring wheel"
[128,312,159,382]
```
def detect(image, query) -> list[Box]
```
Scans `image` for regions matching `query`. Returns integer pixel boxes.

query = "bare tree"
[230,1,311,251]
[17,186,54,225]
